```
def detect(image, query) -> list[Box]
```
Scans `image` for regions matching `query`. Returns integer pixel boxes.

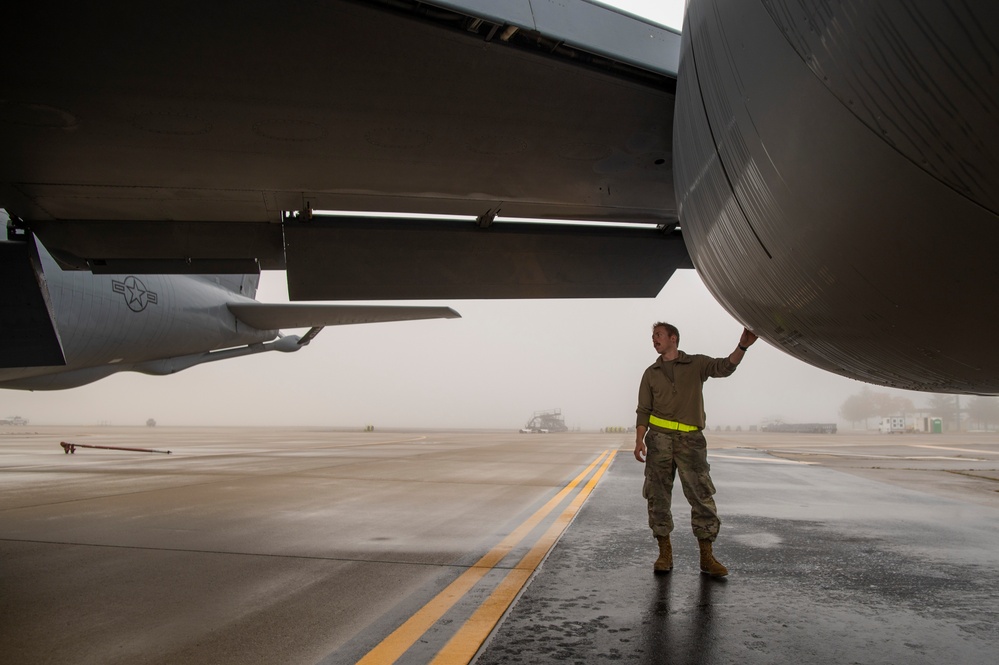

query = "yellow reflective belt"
[649,415,699,432]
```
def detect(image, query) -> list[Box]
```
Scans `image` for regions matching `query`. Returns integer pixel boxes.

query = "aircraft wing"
[1,0,687,300]
[227,303,460,330]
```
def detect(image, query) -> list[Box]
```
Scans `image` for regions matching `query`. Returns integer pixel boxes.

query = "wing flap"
[284,217,691,300]
[227,303,460,330]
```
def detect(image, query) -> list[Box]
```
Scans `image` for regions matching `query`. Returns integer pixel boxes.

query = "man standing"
[634,322,757,576]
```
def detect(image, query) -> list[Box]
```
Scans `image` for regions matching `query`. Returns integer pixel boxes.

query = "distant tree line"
[964,396,999,430]
[839,388,999,431]
[838,388,914,428]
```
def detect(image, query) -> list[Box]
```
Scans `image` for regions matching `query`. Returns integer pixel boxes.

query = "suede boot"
[698,539,728,577]
[654,535,673,573]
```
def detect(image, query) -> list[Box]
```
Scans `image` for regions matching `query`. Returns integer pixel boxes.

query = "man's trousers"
[642,429,720,541]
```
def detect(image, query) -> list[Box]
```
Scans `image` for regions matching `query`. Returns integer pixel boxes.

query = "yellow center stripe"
[354,449,612,665]
[429,450,617,664]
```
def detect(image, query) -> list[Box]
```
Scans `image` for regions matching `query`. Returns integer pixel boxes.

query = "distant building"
[879,414,942,433]
[910,412,943,433]
[879,416,906,434]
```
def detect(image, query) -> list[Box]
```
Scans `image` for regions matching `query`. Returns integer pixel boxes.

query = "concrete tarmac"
[0,427,615,665]
[1,428,997,664]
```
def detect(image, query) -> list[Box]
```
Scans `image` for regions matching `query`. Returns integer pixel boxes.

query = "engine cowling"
[674,0,999,393]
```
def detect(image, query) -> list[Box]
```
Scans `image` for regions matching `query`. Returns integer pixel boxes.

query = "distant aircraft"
[1,0,996,394]
[0,230,458,390]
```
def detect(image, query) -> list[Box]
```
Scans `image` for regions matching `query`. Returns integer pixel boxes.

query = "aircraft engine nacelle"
[674,0,999,393]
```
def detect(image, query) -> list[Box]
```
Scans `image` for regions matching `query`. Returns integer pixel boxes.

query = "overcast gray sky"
[0,1,927,429]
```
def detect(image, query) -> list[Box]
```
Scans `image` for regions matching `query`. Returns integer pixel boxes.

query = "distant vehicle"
[879,417,908,434]
[523,409,568,433]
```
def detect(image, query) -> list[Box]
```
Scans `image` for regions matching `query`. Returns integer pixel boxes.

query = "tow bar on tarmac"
[60,441,172,455]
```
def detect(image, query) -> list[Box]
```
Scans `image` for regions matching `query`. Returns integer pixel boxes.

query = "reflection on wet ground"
[477,438,999,664]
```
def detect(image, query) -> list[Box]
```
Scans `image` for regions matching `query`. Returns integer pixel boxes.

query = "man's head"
[652,322,679,356]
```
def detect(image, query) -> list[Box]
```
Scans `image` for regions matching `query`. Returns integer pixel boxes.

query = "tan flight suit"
[636,351,737,541]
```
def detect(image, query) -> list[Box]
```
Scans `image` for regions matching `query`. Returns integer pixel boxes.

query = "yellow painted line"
[429,451,618,665]
[354,450,611,665]
[429,568,533,665]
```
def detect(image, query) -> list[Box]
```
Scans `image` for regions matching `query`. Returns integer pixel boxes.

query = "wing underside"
[1,0,686,300]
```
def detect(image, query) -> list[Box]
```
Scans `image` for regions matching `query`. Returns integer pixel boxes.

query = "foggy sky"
[0,1,927,429]
[3,267,914,430]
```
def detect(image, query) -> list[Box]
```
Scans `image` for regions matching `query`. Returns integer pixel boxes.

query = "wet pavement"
[2,429,997,664]
[0,427,616,665]
[475,447,999,664]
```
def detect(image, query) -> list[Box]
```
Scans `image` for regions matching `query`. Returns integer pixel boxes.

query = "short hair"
[652,322,679,345]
